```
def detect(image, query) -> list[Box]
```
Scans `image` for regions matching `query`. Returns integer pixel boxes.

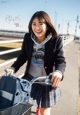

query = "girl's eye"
[39,23,43,25]
[32,23,36,26]
[32,22,44,26]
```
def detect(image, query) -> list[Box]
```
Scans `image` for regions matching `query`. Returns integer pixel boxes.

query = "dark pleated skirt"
[29,84,61,108]
[23,74,61,108]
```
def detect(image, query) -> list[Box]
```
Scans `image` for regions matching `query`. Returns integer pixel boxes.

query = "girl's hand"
[50,71,62,88]
[5,67,15,76]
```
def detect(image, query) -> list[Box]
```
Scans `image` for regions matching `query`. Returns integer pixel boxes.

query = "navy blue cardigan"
[11,33,66,78]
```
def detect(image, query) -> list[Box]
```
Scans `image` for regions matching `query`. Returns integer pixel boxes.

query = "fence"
[0,37,24,77]
[60,34,74,46]
[0,30,25,38]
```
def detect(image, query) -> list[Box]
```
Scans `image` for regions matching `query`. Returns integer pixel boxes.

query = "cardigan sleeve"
[54,36,66,75]
[11,33,28,72]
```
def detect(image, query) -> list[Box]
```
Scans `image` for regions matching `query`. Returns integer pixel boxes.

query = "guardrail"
[0,38,24,77]
[0,48,21,55]
[60,34,74,46]
[0,31,25,38]
[0,39,23,44]
[0,39,23,67]
[0,39,23,56]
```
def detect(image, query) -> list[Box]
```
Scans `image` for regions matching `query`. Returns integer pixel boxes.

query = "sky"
[0,0,80,36]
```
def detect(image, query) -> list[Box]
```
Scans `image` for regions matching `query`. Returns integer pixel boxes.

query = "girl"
[6,11,66,115]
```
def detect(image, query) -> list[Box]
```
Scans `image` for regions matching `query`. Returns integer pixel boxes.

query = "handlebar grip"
[4,68,14,76]
[48,75,52,80]
[30,75,52,85]
[4,69,9,76]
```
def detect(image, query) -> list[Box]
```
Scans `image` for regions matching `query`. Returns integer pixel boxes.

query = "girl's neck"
[36,36,46,43]
[36,39,44,43]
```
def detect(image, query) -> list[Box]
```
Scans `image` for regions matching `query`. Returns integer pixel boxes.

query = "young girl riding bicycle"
[6,11,66,115]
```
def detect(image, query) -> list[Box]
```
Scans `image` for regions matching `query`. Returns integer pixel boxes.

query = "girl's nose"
[36,25,40,30]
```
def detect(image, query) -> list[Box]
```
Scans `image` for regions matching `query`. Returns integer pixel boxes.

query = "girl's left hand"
[50,71,62,88]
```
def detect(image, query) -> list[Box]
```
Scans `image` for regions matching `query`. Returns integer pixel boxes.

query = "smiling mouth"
[36,32,42,34]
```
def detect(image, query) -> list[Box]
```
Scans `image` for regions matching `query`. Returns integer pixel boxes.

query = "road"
[0,40,80,115]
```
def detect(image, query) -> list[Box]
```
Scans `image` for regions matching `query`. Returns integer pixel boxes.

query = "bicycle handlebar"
[31,75,52,85]
[5,68,52,85]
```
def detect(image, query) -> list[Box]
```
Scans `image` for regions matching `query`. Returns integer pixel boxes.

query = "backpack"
[0,75,31,110]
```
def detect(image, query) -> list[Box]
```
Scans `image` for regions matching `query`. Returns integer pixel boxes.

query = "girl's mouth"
[36,31,42,34]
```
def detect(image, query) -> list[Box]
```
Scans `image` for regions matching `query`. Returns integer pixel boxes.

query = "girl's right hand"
[5,67,15,76]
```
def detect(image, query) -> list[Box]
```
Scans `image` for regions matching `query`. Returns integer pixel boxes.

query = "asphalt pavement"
[0,40,80,115]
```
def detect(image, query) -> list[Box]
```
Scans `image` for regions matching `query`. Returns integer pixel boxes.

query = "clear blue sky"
[0,0,80,36]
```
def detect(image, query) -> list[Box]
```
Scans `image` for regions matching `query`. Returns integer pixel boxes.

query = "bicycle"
[0,73,52,115]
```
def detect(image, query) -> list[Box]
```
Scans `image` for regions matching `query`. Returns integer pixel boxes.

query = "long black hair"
[28,11,58,37]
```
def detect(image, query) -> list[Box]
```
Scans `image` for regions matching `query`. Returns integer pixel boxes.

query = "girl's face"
[31,17,48,43]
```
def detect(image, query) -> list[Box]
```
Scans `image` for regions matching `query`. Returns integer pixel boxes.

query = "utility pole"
[75,15,79,37]
[67,22,69,34]
[61,18,63,34]
[58,24,60,35]
[54,11,58,30]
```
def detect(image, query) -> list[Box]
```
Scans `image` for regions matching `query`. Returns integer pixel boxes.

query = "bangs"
[33,15,46,23]
[33,12,46,22]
